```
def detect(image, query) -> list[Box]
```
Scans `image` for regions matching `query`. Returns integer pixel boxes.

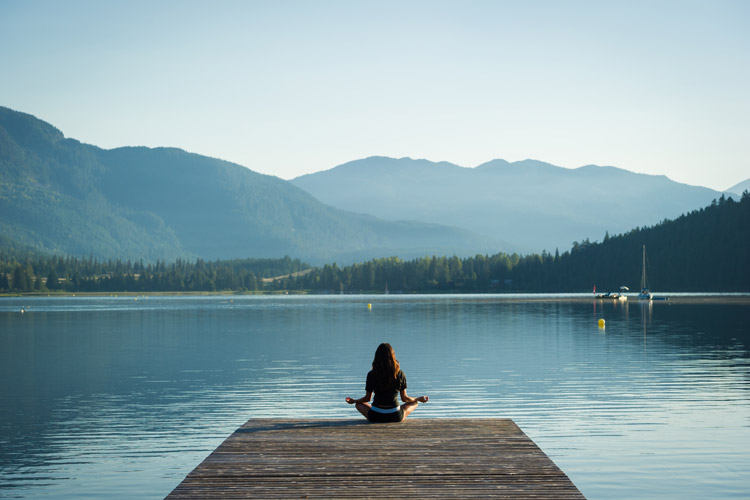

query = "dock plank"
[167,419,585,499]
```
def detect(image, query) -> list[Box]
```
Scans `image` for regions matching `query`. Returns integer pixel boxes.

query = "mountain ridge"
[291,156,724,252]
[0,107,496,263]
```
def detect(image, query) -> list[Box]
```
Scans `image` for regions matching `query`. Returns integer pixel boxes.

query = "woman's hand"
[345,397,356,404]
[417,395,429,403]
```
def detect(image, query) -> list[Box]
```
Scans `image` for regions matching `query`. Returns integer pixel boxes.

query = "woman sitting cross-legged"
[346,342,428,423]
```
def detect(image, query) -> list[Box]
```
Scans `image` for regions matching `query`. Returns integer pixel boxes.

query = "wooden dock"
[166,418,585,499]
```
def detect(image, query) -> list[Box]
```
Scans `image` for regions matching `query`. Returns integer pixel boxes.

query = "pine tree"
[47,268,60,290]
[0,273,9,290]
[12,264,29,291]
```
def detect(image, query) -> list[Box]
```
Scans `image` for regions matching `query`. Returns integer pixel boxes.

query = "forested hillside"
[286,193,749,293]
[3,194,747,293]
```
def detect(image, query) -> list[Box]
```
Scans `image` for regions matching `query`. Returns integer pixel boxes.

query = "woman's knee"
[400,401,419,419]
[355,402,371,417]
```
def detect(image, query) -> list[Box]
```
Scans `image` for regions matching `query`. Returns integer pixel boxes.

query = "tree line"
[2,193,748,293]
[0,255,307,293]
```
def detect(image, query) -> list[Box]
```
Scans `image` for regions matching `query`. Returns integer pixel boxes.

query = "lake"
[1,294,748,499]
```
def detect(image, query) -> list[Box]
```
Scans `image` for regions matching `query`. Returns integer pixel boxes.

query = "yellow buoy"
[598,318,605,328]
[367,303,372,309]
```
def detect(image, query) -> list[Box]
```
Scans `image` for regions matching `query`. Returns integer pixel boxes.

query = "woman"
[346,343,428,423]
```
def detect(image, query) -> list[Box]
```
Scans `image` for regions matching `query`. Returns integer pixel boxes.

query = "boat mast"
[640,245,647,291]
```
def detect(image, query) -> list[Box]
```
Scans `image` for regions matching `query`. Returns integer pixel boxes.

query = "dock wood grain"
[166,418,585,499]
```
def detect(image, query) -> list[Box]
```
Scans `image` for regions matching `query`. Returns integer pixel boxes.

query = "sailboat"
[638,245,652,300]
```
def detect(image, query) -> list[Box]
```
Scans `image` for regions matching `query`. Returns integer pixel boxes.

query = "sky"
[1,0,748,191]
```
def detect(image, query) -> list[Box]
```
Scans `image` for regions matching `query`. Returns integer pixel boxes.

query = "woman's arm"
[346,391,372,404]
[400,389,428,404]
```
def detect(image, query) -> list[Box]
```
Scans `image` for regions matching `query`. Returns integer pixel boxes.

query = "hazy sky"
[2,0,748,190]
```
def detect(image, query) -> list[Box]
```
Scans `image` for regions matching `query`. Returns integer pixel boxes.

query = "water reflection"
[0,295,748,499]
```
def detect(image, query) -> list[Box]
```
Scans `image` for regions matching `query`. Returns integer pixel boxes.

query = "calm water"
[0,295,748,499]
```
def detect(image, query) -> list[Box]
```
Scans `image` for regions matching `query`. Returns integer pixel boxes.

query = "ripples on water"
[1,295,748,499]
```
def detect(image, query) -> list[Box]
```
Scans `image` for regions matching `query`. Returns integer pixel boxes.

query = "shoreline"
[2,291,749,305]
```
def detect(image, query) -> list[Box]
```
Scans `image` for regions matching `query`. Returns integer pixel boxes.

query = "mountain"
[726,178,750,197]
[291,156,726,252]
[0,107,495,263]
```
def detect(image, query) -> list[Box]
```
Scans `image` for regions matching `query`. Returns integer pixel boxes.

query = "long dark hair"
[371,343,400,389]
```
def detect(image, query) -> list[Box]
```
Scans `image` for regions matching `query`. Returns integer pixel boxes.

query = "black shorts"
[367,407,404,423]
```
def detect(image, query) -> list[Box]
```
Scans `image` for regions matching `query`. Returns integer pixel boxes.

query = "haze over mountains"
[1,106,741,265]
[292,157,731,253]
[0,107,493,263]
